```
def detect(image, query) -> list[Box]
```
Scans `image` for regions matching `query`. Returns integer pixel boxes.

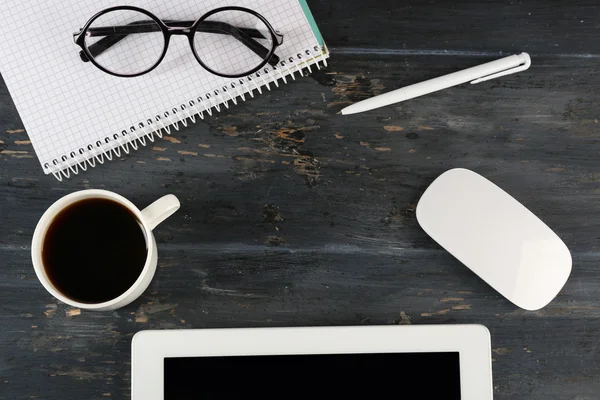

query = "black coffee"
[42,198,147,304]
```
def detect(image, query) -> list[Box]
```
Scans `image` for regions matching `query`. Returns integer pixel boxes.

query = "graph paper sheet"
[0,0,327,176]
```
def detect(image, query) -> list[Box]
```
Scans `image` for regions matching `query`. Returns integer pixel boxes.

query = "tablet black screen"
[165,352,461,399]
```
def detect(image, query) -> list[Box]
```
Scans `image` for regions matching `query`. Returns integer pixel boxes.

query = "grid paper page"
[0,0,326,174]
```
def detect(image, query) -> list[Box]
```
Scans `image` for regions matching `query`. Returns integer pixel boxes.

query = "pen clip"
[470,53,531,84]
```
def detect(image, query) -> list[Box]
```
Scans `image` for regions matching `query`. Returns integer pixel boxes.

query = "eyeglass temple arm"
[81,20,282,67]
[78,20,148,63]
[204,21,281,67]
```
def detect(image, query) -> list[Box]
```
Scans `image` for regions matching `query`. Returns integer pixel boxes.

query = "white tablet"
[132,325,493,399]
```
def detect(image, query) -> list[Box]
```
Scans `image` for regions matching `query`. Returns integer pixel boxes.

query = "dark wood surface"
[1,1,599,399]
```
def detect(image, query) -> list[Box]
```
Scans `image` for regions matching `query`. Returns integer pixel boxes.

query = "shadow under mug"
[31,189,180,311]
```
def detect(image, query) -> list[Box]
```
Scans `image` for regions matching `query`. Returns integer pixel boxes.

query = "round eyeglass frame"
[74,5,281,78]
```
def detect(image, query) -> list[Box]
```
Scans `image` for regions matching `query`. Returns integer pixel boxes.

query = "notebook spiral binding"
[45,46,328,181]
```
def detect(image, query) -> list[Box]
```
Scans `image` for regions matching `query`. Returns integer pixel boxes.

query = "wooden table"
[1,1,599,398]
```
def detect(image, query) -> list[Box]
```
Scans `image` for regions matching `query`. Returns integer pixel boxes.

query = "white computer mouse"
[416,168,572,311]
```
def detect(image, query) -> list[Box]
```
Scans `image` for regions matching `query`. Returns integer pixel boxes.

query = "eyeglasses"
[73,6,284,78]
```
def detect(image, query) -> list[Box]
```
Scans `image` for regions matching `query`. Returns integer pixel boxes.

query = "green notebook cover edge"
[298,0,326,48]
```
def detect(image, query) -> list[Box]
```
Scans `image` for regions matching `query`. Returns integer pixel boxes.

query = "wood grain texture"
[1,1,600,399]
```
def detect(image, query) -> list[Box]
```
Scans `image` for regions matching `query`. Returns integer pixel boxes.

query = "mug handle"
[141,194,181,231]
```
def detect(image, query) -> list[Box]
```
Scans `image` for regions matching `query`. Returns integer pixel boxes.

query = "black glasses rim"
[189,7,280,79]
[75,5,282,79]
[76,5,168,78]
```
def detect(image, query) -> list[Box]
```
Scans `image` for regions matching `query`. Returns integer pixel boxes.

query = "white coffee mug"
[31,189,180,311]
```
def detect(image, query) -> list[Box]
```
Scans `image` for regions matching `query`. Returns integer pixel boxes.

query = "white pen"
[340,52,531,115]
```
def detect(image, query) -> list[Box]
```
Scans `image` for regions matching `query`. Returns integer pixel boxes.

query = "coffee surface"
[42,198,147,304]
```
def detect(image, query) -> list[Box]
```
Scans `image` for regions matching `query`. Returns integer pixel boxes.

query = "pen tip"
[336,111,342,115]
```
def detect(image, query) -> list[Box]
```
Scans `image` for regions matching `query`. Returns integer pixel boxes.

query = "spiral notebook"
[0,0,328,180]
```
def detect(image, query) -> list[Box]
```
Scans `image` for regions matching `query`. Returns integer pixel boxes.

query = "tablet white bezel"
[132,325,492,400]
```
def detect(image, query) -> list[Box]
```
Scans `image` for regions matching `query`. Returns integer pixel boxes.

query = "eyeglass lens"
[84,9,166,76]
[192,9,274,76]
